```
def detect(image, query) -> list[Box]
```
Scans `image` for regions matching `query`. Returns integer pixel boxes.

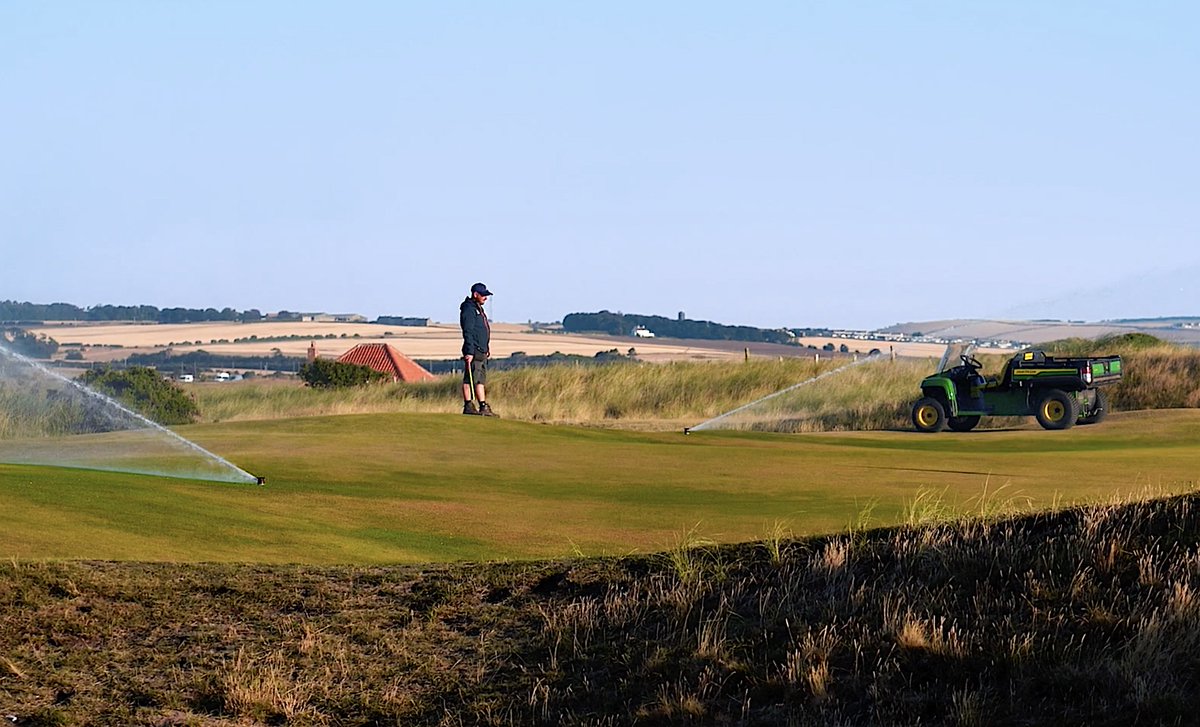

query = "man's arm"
[460,303,481,356]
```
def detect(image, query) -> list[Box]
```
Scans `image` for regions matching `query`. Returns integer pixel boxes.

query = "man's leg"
[475,361,498,416]
[462,365,478,414]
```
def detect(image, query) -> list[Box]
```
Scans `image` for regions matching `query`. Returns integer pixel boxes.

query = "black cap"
[471,282,493,296]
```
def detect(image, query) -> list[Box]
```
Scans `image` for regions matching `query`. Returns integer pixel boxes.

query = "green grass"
[3,409,1198,563]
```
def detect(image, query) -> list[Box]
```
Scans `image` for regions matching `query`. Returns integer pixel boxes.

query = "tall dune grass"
[195,357,928,429]
[192,376,457,422]
[0,385,125,439]
[184,336,1200,431]
[1036,334,1200,410]
[1108,348,1200,409]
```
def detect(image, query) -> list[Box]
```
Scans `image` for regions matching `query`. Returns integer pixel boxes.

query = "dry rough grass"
[192,357,897,430]
[992,335,1200,412]
[5,489,1200,725]
[187,335,1200,433]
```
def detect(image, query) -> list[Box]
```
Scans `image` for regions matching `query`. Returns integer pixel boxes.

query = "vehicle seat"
[986,360,1013,390]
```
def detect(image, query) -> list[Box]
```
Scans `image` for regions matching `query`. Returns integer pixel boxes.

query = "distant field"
[2,410,1197,563]
[881,318,1200,346]
[792,336,1010,358]
[29,321,755,362]
[28,320,1011,365]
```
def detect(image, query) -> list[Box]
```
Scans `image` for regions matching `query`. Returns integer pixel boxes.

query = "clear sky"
[3,2,1197,330]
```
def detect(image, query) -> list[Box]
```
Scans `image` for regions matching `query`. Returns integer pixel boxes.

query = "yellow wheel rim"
[1043,400,1066,422]
[916,405,939,428]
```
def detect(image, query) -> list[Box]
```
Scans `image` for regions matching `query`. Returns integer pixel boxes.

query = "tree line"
[562,311,795,344]
[1,328,59,358]
[0,300,266,324]
[123,350,305,373]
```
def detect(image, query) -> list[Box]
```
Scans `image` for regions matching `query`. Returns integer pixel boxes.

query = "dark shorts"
[463,357,487,385]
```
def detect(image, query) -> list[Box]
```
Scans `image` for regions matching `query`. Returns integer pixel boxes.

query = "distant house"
[374,316,431,327]
[337,343,435,383]
[302,313,367,323]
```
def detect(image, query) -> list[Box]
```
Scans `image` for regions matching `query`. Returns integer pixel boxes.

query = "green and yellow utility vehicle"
[911,347,1122,432]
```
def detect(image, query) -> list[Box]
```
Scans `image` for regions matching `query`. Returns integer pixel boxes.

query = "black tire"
[1080,388,1108,425]
[912,397,947,433]
[947,415,981,432]
[1035,389,1078,430]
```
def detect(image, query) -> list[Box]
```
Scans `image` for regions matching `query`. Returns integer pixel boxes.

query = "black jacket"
[460,297,490,357]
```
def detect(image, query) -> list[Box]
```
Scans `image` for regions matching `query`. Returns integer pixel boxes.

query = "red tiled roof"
[337,343,436,383]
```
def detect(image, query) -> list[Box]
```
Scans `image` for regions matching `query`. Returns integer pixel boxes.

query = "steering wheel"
[961,355,983,371]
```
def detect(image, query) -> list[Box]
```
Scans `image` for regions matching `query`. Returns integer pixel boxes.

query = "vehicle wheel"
[1035,389,1078,430]
[912,397,946,433]
[1080,388,1108,425]
[947,415,981,432]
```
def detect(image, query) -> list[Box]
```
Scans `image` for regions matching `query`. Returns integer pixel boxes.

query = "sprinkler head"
[683,427,691,435]
[255,476,266,486]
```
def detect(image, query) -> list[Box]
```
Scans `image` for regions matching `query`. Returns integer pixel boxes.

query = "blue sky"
[3,2,1196,329]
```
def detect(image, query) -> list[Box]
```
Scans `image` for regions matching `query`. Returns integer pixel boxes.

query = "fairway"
[3,410,1198,563]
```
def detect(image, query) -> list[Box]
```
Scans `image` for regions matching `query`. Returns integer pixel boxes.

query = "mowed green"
[2,410,1198,564]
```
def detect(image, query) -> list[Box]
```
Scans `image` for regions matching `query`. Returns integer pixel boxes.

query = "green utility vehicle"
[911,347,1123,432]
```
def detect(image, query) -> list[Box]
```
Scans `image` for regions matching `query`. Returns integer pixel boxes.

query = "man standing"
[460,282,498,416]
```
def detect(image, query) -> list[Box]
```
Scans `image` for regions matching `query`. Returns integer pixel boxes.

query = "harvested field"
[793,336,1011,358]
[31,321,1014,365]
[32,321,761,363]
[881,318,1200,346]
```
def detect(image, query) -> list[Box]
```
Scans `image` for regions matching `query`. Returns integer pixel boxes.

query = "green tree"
[2,328,60,358]
[298,359,388,388]
[77,367,200,425]
[563,310,792,344]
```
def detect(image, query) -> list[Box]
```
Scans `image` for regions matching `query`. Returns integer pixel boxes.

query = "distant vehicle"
[178,373,194,383]
[912,348,1122,432]
[214,371,231,382]
[633,326,656,338]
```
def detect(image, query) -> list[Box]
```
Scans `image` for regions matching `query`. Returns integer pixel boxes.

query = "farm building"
[336,343,436,383]
[300,313,368,323]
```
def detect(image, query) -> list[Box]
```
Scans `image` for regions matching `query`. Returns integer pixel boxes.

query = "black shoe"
[463,401,479,415]
[478,401,499,417]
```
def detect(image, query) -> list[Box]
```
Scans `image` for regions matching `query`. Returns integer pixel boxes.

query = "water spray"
[0,344,261,484]
[685,353,885,433]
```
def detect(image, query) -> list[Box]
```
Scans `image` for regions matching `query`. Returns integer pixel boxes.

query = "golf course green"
[3,410,1198,563]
